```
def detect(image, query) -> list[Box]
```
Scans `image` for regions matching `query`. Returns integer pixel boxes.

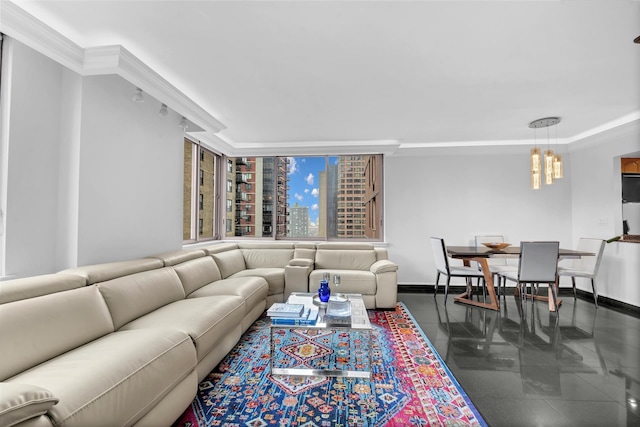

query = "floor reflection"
[404,292,640,426]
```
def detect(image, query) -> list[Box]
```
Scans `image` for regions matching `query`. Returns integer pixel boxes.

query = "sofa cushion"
[7,329,196,427]
[229,268,285,296]
[60,258,164,285]
[187,277,268,313]
[212,250,246,278]
[118,295,245,362]
[241,248,293,269]
[172,256,223,296]
[97,267,185,330]
[0,383,59,427]
[147,248,206,266]
[315,249,377,271]
[0,286,114,380]
[0,273,86,304]
[309,270,377,295]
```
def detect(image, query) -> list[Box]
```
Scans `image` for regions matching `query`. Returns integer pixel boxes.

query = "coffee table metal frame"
[269,292,373,378]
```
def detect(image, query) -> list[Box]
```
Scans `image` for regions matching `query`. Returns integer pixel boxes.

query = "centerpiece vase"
[318,280,331,303]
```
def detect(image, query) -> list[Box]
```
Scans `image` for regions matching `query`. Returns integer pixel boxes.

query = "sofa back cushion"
[60,258,164,285]
[0,273,86,304]
[146,248,206,266]
[241,248,294,269]
[294,243,316,260]
[173,256,223,295]
[212,249,246,278]
[314,243,377,271]
[97,267,185,330]
[0,286,114,380]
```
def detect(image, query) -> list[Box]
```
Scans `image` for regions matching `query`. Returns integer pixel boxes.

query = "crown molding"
[0,0,84,72]
[1,1,226,134]
[227,139,400,157]
[84,46,226,133]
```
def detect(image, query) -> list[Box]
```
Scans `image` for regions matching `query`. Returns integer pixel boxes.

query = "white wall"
[1,40,186,278]
[76,74,184,266]
[385,145,573,286]
[568,121,640,307]
[1,39,62,277]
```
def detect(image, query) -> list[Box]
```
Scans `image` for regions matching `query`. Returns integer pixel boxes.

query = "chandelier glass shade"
[529,117,562,190]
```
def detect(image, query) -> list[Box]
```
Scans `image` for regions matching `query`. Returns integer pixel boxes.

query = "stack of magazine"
[267,302,319,325]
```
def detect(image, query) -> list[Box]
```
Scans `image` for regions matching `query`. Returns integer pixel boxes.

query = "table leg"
[453,257,500,311]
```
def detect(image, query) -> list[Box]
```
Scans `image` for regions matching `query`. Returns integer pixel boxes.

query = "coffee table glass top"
[285,292,372,330]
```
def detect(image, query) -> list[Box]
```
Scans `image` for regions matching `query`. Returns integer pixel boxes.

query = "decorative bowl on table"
[482,242,511,250]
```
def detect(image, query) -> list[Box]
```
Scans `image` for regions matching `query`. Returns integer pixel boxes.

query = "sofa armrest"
[0,383,58,427]
[284,258,314,300]
[370,260,398,274]
[288,258,314,268]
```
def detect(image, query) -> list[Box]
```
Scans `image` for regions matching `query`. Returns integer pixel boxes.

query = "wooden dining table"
[445,245,595,312]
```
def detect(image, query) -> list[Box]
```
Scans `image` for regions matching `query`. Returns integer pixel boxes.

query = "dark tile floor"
[397,290,640,427]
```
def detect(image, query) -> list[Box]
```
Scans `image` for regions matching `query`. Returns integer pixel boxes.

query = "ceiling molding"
[566,111,640,145]
[0,0,84,73]
[226,140,400,157]
[84,45,226,133]
[2,0,226,134]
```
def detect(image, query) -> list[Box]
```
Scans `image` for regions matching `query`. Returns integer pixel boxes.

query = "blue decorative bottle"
[318,279,331,303]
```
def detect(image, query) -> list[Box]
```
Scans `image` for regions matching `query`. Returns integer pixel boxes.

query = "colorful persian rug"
[173,303,486,426]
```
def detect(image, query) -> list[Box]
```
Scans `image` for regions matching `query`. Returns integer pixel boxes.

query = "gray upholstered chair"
[557,238,606,308]
[430,237,485,303]
[498,241,560,310]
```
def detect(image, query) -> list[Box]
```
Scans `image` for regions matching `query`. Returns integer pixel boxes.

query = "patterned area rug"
[173,303,486,426]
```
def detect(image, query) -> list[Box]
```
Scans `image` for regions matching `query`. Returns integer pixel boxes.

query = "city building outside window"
[183,138,219,242]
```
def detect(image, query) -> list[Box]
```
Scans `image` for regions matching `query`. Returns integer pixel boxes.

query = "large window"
[183,138,220,242]
[184,151,383,243]
[224,155,383,240]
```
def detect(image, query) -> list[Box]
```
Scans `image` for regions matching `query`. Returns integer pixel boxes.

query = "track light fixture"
[132,87,144,103]
[158,103,168,117]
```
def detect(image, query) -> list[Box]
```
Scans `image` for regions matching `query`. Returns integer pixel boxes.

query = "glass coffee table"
[269,292,373,378]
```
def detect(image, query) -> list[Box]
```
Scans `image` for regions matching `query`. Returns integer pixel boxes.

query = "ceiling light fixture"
[132,87,144,103]
[158,103,168,117]
[179,117,188,130]
[529,117,561,190]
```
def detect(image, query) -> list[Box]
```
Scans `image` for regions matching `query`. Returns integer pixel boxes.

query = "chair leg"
[434,272,440,297]
[444,277,451,303]
[591,278,599,308]
[571,277,577,299]
[549,281,559,312]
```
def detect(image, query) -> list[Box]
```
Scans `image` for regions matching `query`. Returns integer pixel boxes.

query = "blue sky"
[287,157,326,226]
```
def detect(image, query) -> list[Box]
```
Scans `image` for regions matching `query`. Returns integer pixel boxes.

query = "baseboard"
[397,284,640,318]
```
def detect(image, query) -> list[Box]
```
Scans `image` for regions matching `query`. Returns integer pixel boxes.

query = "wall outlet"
[599,217,608,225]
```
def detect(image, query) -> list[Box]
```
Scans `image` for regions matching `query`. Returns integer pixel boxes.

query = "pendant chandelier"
[528,117,562,190]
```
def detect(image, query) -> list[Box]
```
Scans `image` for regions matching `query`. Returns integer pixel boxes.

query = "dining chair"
[474,235,518,299]
[430,237,485,303]
[498,241,560,310]
[557,238,606,308]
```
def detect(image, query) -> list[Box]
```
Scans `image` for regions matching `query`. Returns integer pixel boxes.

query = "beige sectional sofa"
[0,242,397,427]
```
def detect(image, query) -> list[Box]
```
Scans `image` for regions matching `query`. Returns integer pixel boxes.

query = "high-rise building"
[335,156,367,238]
[227,157,289,237]
[289,203,309,237]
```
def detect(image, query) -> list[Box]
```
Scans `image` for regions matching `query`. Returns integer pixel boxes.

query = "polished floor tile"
[398,291,640,427]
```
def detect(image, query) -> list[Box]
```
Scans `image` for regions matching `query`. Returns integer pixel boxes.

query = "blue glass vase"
[318,280,331,303]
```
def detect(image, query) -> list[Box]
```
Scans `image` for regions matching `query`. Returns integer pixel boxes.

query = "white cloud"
[311,204,319,210]
[305,173,314,185]
[288,157,298,175]
[311,188,319,197]
[304,188,309,194]
[294,193,303,201]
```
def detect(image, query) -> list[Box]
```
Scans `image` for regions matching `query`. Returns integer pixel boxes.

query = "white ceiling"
[6,0,640,152]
